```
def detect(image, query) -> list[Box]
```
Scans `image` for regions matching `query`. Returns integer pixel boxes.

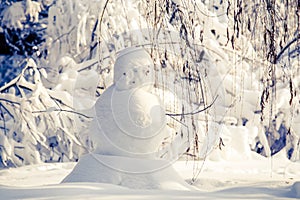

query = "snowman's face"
[115,64,154,91]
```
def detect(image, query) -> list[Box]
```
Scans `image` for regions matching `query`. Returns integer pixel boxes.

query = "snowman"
[90,47,168,158]
[62,48,196,190]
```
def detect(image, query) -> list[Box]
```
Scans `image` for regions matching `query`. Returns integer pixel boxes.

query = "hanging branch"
[51,26,76,44]
[98,0,110,41]
[89,19,99,59]
[166,95,218,117]
[166,114,189,128]
[89,0,110,58]
[0,105,7,135]
[275,34,300,63]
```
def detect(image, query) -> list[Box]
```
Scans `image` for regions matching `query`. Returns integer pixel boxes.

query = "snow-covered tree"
[0,0,299,169]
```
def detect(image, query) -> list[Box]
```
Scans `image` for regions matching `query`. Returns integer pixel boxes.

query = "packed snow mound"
[62,153,192,190]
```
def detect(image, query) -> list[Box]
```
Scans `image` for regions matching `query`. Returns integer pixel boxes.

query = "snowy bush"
[0,58,93,167]
[0,0,46,86]
[0,0,45,55]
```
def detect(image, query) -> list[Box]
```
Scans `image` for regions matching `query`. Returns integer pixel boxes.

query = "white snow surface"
[1,0,299,199]
[0,150,300,199]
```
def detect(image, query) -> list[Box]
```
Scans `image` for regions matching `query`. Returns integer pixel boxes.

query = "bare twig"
[275,34,300,63]
[89,0,110,58]
[32,109,93,119]
[0,102,15,120]
[0,98,20,105]
[0,105,7,135]
[51,26,76,44]
[99,0,110,40]
[48,94,74,110]
[166,95,218,117]
[166,114,189,128]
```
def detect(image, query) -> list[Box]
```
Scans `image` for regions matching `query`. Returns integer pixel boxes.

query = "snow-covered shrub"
[0,0,46,87]
[0,55,24,86]
[0,0,45,55]
[1,1,26,29]
[0,58,92,167]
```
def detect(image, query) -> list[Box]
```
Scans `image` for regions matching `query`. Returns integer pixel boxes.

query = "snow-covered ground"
[0,150,299,200]
[0,1,299,199]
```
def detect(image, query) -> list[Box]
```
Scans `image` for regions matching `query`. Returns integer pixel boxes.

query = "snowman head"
[114,47,154,91]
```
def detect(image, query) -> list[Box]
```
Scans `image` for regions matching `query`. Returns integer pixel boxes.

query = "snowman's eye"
[132,81,135,84]
[123,72,126,75]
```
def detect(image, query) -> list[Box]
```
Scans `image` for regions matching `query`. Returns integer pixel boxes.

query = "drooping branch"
[89,0,110,58]
[51,26,76,45]
[0,105,7,135]
[166,95,218,117]
[275,34,300,63]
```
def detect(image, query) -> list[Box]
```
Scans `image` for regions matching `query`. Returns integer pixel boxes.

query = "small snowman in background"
[91,47,168,158]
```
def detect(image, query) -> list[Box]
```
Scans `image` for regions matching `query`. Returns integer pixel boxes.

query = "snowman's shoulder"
[94,85,115,108]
